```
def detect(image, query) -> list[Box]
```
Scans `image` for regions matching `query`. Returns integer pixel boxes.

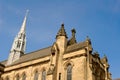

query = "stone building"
[0,12,111,80]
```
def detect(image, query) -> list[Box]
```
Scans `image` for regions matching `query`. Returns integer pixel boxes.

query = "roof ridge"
[67,41,86,47]
[23,46,52,56]
[66,41,87,53]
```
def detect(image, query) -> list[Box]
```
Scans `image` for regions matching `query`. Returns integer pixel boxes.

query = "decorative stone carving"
[56,23,68,38]
[67,28,77,45]
[47,64,55,75]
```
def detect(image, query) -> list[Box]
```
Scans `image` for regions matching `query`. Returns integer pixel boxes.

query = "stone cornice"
[63,49,87,60]
[4,56,50,72]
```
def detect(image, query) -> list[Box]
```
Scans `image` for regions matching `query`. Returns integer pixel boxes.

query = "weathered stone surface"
[0,23,111,80]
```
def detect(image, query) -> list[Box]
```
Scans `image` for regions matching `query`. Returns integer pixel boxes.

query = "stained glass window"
[42,70,46,80]
[16,75,20,80]
[34,71,39,80]
[67,64,72,80]
[22,73,26,80]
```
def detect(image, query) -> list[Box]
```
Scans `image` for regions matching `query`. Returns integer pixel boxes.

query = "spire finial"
[56,23,68,38]
[86,36,90,40]
[67,28,77,45]
[19,10,29,33]
[25,9,29,17]
[86,36,91,44]
[71,28,76,36]
[61,22,64,27]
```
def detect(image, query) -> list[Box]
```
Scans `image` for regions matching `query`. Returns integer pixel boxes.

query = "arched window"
[22,73,26,80]
[67,64,72,80]
[42,70,46,80]
[17,41,21,48]
[34,71,39,80]
[16,75,20,80]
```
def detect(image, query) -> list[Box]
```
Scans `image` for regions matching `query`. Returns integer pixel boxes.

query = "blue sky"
[0,0,120,79]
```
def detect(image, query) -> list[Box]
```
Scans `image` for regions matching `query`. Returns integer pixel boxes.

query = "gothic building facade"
[0,12,111,80]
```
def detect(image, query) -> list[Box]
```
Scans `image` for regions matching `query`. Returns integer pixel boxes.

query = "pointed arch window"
[67,64,72,80]
[22,73,26,80]
[42,70,46,80]
[34,71,39,80]
[18,33,22,39]
[17,41,21,48]
[16,75,20,80]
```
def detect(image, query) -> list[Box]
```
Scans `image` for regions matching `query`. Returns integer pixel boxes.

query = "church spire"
[7,10,29,65]
[19,10,29,33]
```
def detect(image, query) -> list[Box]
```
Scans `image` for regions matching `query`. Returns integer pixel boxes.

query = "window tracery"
[67,64,72,80]
[34,71,39,80]
[42,70,46,80]
[16,75,20,80]
[22,73,26,80]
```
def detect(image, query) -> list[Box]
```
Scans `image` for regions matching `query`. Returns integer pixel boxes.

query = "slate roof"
[0,60,7,66]
[0,47,52,66]
[0,63,5,67]
[0,41,87,66]
[66,41,87,53]
[13,46,52,65]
